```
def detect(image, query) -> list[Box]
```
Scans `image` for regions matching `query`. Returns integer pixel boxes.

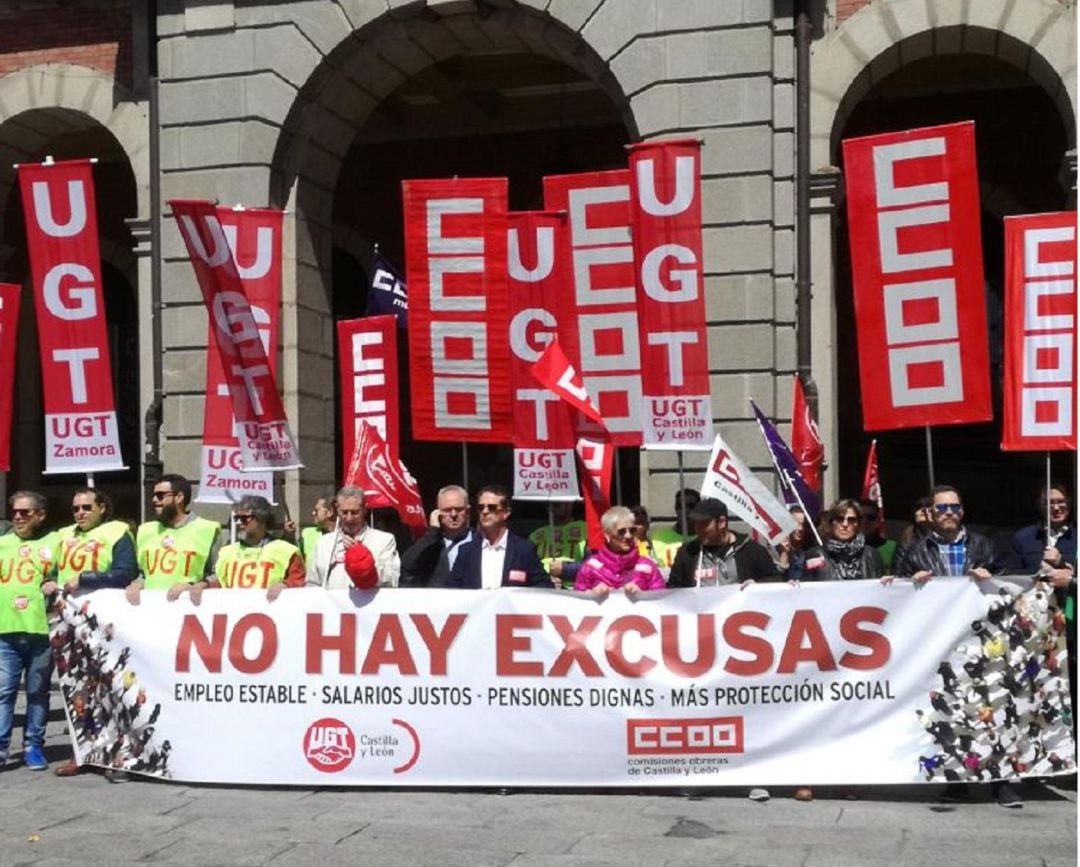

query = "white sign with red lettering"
[18,159,126,473]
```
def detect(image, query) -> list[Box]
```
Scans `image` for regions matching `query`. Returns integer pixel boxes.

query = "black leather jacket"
[893,529,997,577]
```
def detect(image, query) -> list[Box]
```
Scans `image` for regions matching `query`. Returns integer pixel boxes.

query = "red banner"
[338,316,400,475]
[196,208,283,503]
[18,159,125,473]
[403,178,511,442]
[544,169,642,445]
[1002,211,1077,451]
[171,199,302,470]
[628,139,712,449]
[575,437,613,550]
[791,374,823,492]
[862,438,885,532]
[0,284,20,471]
[507,211,579,500]
[343,420,425,537]
[842,122,991,431]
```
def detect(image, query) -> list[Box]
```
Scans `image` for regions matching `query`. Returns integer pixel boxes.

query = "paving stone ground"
[0,690,1075,867]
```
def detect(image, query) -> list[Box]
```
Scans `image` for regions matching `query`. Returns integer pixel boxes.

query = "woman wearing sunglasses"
[806,499,885,582]
[574,506,665,597]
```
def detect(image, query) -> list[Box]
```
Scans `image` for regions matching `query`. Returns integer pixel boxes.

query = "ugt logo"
[303,717,355,773]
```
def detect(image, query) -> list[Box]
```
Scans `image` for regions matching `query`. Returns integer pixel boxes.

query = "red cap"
[344,543,378,589]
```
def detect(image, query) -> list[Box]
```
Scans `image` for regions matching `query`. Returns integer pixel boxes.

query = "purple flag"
[366,253,408,329]
[750,399,821,521]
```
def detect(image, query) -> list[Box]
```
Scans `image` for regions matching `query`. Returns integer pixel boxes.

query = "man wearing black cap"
[668,498,780,588]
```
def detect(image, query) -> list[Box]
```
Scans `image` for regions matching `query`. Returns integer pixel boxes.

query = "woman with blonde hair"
[574,506,665,597]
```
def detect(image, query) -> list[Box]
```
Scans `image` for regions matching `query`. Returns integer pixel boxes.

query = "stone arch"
[0,64,148,216]
[267,3,639,505]
[811,1,1076,169]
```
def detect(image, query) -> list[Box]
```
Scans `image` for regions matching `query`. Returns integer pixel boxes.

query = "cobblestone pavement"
[0,693,1074,867]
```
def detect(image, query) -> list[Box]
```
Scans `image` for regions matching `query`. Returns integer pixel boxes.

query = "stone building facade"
[0,0,1074,529]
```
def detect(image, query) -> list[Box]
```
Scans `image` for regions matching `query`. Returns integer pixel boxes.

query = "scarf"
[825,533,866,580]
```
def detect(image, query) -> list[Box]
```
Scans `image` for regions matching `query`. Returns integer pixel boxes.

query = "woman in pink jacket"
[574,506,666,597]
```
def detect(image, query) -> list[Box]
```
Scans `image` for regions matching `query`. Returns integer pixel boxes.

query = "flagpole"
[677,451,688,538]
[613,449,622,505]
[924,426,936,490]
[1045,451,1052,542]
[86,472,95,489]
[782,468,825,549]
[461,442,469,494]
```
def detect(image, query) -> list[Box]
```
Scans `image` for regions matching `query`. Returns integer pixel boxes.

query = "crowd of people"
[0,471,1074,808]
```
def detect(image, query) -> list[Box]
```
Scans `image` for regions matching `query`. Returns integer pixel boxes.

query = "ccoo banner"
[628,139,713,450]
[196,207,284,503]
[338,315,400,468]
[404,178,511,443]
[842,122,991,431]
[18,159,126,473]
[52,578,1073,787]
[1001,212,1077,451]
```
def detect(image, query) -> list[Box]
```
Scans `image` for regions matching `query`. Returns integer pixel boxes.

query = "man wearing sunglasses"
[128,474,222,604]
[0,491,59,771]
[400,485,474,587]
[893,485,996,582]
[210,496,305,600]
[54,488,137,594]
[447,485,548,589]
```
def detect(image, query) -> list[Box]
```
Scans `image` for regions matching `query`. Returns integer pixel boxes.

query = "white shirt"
[480,530,508,590]
[306,525,400,589]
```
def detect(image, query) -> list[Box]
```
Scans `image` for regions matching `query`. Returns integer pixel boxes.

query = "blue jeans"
[0,633,53,758]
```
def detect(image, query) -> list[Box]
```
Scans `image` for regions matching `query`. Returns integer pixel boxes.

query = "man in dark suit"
[447,485,550,589]
[400,484,474,587]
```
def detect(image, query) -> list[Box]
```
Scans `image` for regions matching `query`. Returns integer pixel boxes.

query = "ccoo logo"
[303,717,355,773]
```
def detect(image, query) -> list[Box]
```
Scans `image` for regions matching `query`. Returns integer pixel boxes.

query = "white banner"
[513,448,580,500]
[52,579,1073,786]
[701,433,798,544]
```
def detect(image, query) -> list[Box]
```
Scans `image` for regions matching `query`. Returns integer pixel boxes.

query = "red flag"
[790,375,824,491]
[1001,212,1077,451]
[861,439,885,531]
[18,159,125,473]
[627,138,712,448]
[171,199,302,470]
[343,420,426,538]
[530,338,607,430]
[842,122,991,430]
[575,438,613,550]
[0,284,20,471]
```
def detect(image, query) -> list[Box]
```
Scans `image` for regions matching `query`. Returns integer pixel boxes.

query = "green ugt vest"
[137,517,220,589]
[0,531,59,635]
[216,539,298,588]
[530,520,587,568]
[55,520,131,585]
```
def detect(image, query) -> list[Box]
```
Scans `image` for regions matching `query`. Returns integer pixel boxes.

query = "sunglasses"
[72,504,96,514]
[233,514,255,524]
[11,508,39,518]
[614,527,636,537]
[1049,499,1069,507]
[934,503,962,514]
[477,504,504,513]
[151,490,176,501]
[831,516,860,525]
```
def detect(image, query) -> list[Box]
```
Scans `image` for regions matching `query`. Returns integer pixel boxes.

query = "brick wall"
[0,5,131,88]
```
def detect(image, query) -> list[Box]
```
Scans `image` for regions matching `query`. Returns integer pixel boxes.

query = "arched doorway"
[272,8,637,530]
[0,107,141,519]
[830,34,1075,533]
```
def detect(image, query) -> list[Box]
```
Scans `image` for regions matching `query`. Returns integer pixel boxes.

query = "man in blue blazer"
[446,485,551,589]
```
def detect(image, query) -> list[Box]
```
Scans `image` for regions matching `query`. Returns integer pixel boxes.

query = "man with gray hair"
[306,486,399,588]
[209,496,305,601]
[400,484,473,587]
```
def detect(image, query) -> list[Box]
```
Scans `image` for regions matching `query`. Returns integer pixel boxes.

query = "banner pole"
[461,442,469,494]
[924,426,936,490]
[1046,451,1053,542]
[547,500,556,560]
[613,449,623,505]
[86,472,95,490]
[230,508,237,544]
[677,451,688,538]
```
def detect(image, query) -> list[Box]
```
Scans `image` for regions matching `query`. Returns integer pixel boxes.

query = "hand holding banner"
[701,433,798,545]
[171,199,302,471]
